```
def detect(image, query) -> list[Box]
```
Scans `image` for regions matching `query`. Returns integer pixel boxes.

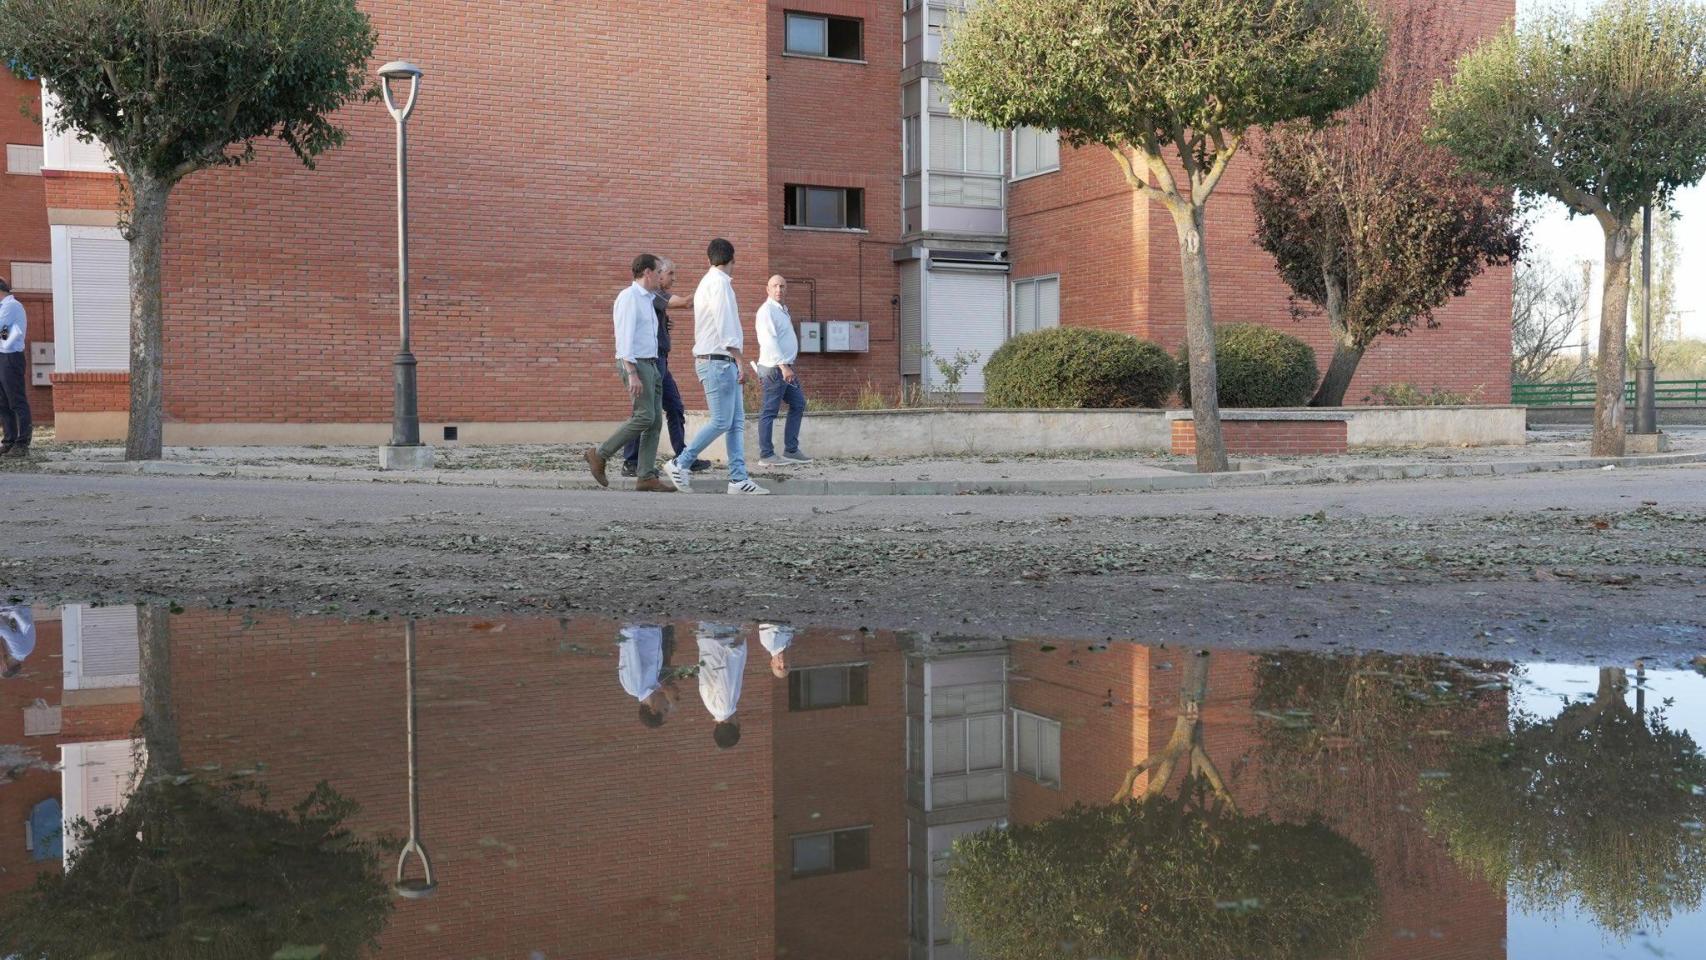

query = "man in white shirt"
[753,275,812,467]
[0,278,32,458]
[696,622,749,749]
[618,623,678,727]
[1,605,34,679]
[759,622,794,679]
[662,239,769,496]
[585,254,675,493]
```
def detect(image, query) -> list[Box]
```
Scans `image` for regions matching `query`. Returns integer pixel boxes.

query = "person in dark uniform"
[0,278,31,458]
[622,258,709,477]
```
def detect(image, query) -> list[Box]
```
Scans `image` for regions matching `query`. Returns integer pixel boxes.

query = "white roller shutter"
[61,740,144,861]
[62,604,141,690]
[924,268,1008,393]
[68,228,130,371]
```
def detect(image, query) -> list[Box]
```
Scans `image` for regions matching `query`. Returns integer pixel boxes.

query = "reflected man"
[619,623,679,727]
[760,622,794,679]
[1,604,33,679]
[697,623,748,748]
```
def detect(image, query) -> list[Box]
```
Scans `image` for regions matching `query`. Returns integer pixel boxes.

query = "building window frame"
[788,662,872,711]
[1011,274,1061,337]
[1012,708,1062,788]
[790,825,873,878]
[1011,127,1061,181]
[5,143,44,176]
[783,11,866,62]
[784,184,866,231]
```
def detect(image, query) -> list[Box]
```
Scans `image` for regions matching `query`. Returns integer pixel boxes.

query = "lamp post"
[394,619,437,899]
[1635,204,1658,436]
[378,60,434,471]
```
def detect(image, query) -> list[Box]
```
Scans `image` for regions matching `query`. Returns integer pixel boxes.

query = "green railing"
[1513,379,1706,407]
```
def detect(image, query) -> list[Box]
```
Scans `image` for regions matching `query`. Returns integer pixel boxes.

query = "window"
[1013,127,1060,179]
[1012,276,1060,335]
[6,144,43,176]
[7,262,50,293]
[784,12,863,60]
[1013,709,1062,787]
[785,185,865,230]
[790,663,870,710]
[791,826,871,877]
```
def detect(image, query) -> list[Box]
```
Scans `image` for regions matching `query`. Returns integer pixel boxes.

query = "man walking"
[1,604,33,679]
[618,622,679,728]
[620,258,709,478]
[664,239,768,495]
[585,254,674,492]
[754,275,811,467]
[695,622,749,749]
[0,279,31,458]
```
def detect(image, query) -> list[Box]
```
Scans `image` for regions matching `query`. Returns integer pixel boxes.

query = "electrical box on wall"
[824,321,869,353]
[798,321,823,353]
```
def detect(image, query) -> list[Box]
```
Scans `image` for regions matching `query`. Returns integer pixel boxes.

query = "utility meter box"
[798,321,823,354]
[824,321,869,353]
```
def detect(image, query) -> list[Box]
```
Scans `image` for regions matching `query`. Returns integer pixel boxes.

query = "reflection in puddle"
[0,603,1701,959]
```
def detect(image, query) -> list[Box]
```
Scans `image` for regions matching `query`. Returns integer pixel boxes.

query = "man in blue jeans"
[753,274,811,467]
[663,238,769,495]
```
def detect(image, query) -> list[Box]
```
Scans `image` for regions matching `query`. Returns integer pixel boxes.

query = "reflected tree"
[945,651,1380,960]
[0,606,394,959]
[1426,667,1706,938]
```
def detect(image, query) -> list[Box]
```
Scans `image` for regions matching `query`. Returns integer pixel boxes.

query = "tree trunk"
[1175,205,1230,472]
[137,604,182,782]
[1592,223,1634,457]
[125,175,173,461]
[1310,277,1364,407]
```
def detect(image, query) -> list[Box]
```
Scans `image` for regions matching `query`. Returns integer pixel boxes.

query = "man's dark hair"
[0,278,11,294]
[631,253,660,279]
[713,720,741,749]
[639,703,666,728]
[707,238,735,267]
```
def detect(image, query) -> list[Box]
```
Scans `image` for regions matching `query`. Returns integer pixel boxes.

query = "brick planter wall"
[1171,417,1348,456]
[50,371,128,412]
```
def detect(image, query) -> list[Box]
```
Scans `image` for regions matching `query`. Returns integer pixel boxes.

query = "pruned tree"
[1429,0,1706,455]
[1425,667,1706,940]
[0,605,394,958]
[943,0,1385,471]
[1111,650,1235,805]
[0,0,377,460]
[1512,256,1589,384]
[1253,0,1523,406]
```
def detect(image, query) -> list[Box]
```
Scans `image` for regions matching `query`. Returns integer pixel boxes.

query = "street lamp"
[1634,204,1658,436]
[394,619,438,899]
[378,60,434,471]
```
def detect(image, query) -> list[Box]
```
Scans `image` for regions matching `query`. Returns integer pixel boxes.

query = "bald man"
[754,275,811,466]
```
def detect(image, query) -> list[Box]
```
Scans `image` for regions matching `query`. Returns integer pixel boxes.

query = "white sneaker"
[779,452,813,464]
[663,459,692,493]
[728,479,771,496]
[755,458,784,469]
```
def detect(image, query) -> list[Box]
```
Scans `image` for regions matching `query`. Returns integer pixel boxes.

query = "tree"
[1512,256,1590,383]
[1429,0,1706,455]
[0,606,395,959]
[0,0,377,460]
[1425,667,1706,939]
[943,0,1385,471]
[1253,0,1523,406]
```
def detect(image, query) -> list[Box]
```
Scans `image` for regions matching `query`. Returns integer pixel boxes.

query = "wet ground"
[2,600,1703,958]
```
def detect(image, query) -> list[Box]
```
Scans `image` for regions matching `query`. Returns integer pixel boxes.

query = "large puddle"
[1,602,1703,959]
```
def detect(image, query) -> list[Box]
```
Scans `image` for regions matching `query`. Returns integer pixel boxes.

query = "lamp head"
[378,60,423,82]
[378,61,423,122]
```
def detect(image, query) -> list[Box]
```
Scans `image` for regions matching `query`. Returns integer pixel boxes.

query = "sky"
[1516,0,1706,342]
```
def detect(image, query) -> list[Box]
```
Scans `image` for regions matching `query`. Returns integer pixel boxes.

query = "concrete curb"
[31,449,1706,496]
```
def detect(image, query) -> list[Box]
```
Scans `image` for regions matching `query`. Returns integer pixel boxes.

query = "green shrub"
[984,327,1175,409]
[1178,323,1318,407]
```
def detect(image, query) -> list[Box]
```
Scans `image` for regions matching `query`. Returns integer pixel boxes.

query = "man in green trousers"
[585,254,675,492]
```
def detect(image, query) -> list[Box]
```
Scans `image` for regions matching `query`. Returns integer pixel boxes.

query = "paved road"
[7,463,1705,662]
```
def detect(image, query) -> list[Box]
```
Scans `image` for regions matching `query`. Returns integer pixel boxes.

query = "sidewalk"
[19,427,1706,496]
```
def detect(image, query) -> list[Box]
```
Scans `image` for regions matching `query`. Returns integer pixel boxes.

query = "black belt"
[695,354,734,362]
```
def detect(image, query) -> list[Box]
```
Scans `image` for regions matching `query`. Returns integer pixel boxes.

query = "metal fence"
[1513,379,1706,407]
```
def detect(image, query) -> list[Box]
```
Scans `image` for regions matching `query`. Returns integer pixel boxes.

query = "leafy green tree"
[1253,0,1523,406]
[1429,0,1706,455]
[0,0,377,460]
[1425,667,1706,939]
[943,0,1384,471]
[0,606,394,959]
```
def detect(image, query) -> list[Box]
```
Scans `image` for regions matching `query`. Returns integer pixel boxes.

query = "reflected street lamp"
[394,619,437,899]
[378,60,434,471]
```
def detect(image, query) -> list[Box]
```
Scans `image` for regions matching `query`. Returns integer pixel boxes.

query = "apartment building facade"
[38,0,1514,443]
[1,67,55,425]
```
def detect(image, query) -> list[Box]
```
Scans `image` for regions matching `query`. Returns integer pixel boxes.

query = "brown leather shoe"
[635,476,676,493]
[583,448,608,487]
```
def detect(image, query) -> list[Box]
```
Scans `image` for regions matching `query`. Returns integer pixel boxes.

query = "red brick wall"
[40,170,124,211]
[0,617,63,899]
[1009,0,1517,405]
[165,611,776,959]
[1171,417,1349,456]
[765,1,903,403]
[48,372,127,413]
[154,1,771,426]
[2,68,54,422]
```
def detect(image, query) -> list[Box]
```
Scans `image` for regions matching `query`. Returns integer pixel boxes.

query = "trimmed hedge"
[984,327,1175,409]
[1178,323,1319,408]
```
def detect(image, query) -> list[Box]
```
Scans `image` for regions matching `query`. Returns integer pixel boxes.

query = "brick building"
[31,0,1518,444]
[1,66,55,426]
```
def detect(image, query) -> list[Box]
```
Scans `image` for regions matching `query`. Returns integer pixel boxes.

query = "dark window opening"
[791,826,871,877]
[785,185,865,230]
[789,664,870,710]
[784,12,863,61]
